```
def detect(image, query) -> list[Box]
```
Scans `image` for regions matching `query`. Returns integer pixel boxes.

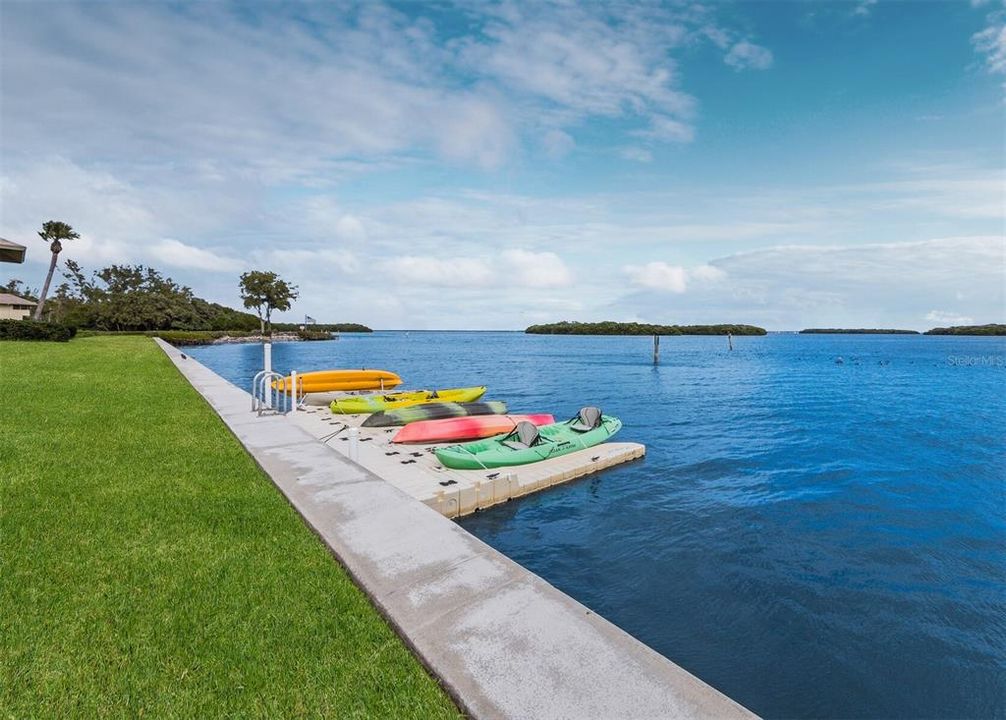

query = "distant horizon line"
[332,327,1003,334]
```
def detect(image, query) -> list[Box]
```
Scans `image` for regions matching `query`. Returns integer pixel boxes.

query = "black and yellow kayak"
[330,386,486,414]
[361,401,508,427]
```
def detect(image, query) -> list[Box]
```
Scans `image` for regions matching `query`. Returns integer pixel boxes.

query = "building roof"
[0,293,37,306]
[0,237,27,264]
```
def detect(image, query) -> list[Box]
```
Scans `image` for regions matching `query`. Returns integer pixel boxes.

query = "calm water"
[188,332,1006,718]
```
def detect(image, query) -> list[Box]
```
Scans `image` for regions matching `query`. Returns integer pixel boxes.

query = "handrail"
[251,370,289,415]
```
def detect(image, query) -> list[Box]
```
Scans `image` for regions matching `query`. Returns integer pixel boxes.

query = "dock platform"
[289,404,646,518]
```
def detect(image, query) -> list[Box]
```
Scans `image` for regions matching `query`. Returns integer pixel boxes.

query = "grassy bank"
[0,336,458,718]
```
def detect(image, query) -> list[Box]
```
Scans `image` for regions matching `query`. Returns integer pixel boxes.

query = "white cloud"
[853,0,879,17]
[0,2,767,176]
[149,239,241,272]
[386,256,493,287]
[973,19,1006,74]
[702,25,732,50]
[613,236,1006,330]
[618,146,654,163]
[851,170,1006,219]
[622,261,728,293]
[3,149,1001,330]
[623,262,689,293]
[501,249,573,288]
[691,264,727,282]
[925,310,975,325]
[541,129,576,159]
[458,3,697,133]
[252,248,360,274]
[632,116,695,143]
[381,249,572,290]
[1,3,515,171]
[335,215,367,242]
[724,41,774,71]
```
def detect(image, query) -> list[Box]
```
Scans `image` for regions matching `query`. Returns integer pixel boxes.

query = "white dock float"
[288,404,645,518]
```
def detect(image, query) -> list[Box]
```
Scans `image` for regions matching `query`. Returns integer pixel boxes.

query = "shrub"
[153,331,226,346]
[0,319,77,342]
[296,328,331,341]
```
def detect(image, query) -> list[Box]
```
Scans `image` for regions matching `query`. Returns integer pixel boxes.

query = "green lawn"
[0,336,459,719]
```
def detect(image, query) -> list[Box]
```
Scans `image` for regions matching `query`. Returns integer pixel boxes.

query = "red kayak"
[391,413,555,444]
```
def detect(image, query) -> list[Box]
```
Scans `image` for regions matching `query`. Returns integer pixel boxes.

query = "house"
[0,237,27,263]
[0,293,37,320]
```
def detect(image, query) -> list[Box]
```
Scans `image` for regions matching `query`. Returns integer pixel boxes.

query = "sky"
[1,0,1004,331]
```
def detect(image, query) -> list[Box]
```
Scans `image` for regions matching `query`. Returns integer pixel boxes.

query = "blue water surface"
[188,332,1006,719]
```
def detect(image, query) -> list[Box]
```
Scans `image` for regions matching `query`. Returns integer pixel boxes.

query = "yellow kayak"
[273,369,401,393]
[330,386,486,414]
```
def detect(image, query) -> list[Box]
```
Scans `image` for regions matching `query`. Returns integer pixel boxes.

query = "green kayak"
[361,401,508,428]
[435,407,621,470]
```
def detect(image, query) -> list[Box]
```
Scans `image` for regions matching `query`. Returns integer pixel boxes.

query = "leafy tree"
[33,220,80,320]
[0,279,38,301]
[239,271,299,336]
[53,262,260,331]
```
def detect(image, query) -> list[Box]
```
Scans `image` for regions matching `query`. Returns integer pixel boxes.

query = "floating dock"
[289,403,645,518]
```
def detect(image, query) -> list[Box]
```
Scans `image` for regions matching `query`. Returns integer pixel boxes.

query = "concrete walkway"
[156,339,756,719]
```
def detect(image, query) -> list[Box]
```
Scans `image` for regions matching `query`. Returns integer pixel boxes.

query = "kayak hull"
[331,386,487,414]
[273,369,401,393]
[435,416,622,470]
[362,401,508,428]
[392,414,555,444]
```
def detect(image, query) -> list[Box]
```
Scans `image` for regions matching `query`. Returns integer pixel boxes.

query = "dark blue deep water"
[188,332,1006,719]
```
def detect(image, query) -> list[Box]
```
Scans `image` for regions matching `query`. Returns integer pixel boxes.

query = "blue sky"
[1,0,1003,330]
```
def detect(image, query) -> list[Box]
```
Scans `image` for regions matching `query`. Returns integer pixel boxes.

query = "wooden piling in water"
[653,335,660,364]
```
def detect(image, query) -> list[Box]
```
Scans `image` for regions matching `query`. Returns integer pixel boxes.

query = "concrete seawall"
[155,338,756,719]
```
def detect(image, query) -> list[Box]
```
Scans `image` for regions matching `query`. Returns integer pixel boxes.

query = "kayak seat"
[502,421,541,450]
[570,406,602,432]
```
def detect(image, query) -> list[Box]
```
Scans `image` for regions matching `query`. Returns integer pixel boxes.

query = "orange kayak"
[392,413,554,444]
[272,369,401,393]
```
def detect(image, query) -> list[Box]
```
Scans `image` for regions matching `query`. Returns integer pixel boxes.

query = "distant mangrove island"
[525,321,1005,337]
[924,324,1005,336]
[800,328,919,334]
[801,325,1005,336]
[525,321,767,336]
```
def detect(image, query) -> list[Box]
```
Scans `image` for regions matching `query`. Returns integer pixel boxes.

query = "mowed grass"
[0,336,459,719]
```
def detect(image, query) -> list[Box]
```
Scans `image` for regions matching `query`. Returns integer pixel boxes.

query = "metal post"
[653,335,660,365]
[263,342,273,409]
[290,370,298,411]
[348,427,359,461]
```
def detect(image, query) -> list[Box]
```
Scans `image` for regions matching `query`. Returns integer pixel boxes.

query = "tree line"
[44,261,262,331]
[525,321,767,336]
[3,220,372,334]
[924,324,1005,336]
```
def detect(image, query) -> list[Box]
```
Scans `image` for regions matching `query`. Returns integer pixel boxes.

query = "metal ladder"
[252,370,303,415]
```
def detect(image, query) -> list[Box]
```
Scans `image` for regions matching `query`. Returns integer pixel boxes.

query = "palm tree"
[33,220,80,320]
